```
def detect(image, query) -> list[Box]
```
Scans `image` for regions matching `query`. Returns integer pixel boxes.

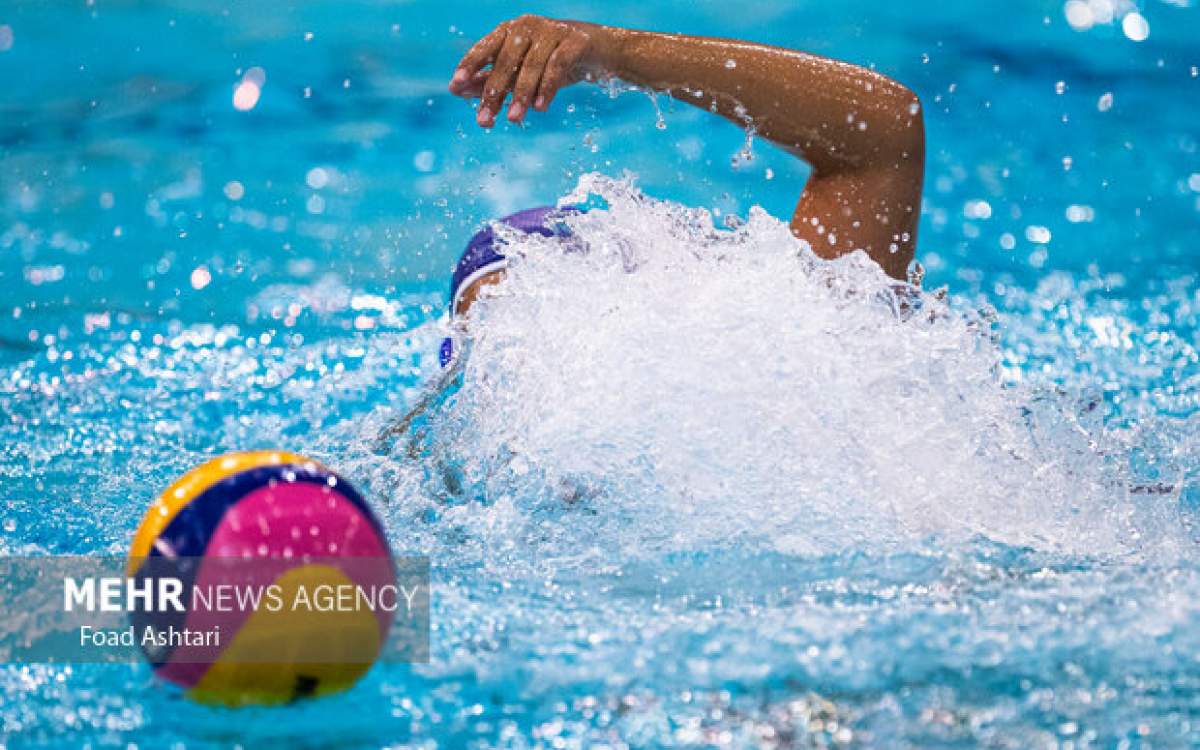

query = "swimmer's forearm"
[582,24,923,175]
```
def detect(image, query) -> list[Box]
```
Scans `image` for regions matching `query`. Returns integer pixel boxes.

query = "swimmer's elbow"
[834,84,924,175]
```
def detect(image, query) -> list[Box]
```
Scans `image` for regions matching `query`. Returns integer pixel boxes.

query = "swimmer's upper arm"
[788,86,925,280]
[790,125,924,281]
[589,27,927,280]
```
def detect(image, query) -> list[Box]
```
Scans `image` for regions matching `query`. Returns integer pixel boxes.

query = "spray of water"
[381,174,1184,566]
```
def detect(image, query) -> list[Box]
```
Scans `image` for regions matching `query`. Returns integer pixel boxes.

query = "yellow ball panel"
[187,564,384,706]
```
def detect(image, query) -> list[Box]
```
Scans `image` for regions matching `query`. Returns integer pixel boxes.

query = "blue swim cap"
[440,205,581,368]
[449,205,579,317]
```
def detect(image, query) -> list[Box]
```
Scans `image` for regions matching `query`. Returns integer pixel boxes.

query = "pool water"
[2,0,1199,747]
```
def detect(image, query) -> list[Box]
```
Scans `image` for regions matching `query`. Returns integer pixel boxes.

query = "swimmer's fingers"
[477,29,533,127]
[455,69,491,99]
[536,33,588,112]
[509,35,563,122]
[450,25,508,95]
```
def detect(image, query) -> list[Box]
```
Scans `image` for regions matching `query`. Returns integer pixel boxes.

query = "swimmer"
[376,15,925,450]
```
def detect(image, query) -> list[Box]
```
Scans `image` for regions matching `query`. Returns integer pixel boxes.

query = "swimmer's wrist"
[567,23,682,94]
[567,21,627,82]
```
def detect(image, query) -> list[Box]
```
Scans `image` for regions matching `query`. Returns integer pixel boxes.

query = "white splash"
[395,174,1183,563]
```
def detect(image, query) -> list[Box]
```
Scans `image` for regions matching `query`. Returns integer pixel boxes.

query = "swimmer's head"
[449,205,580,318]
[441,205,581,368]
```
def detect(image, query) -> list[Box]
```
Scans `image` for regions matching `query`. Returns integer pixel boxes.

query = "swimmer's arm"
[593,28,925,280]
[450,16,924,280]
[372,361,461,457]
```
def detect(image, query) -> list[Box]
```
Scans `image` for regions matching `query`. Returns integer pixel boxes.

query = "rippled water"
[2,0,1199,747]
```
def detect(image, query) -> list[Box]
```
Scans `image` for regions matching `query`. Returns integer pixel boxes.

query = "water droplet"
[242,66,266,86]
[1025,225,1052,244]
[1064,0,1094,31]
[1065,204,1095,222]
[1122,12,1149,42]
[190,266,212,290]
[413,150,436,172]
[232,81,261,111]
[306,167,330,189]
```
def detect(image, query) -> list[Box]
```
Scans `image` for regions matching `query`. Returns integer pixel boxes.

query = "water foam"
[386,174,1184,563]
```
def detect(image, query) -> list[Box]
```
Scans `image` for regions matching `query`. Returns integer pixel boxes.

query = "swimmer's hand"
[448,15,607,127]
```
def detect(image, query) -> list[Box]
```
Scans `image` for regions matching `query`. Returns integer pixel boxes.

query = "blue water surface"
[1,0,1199,747]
